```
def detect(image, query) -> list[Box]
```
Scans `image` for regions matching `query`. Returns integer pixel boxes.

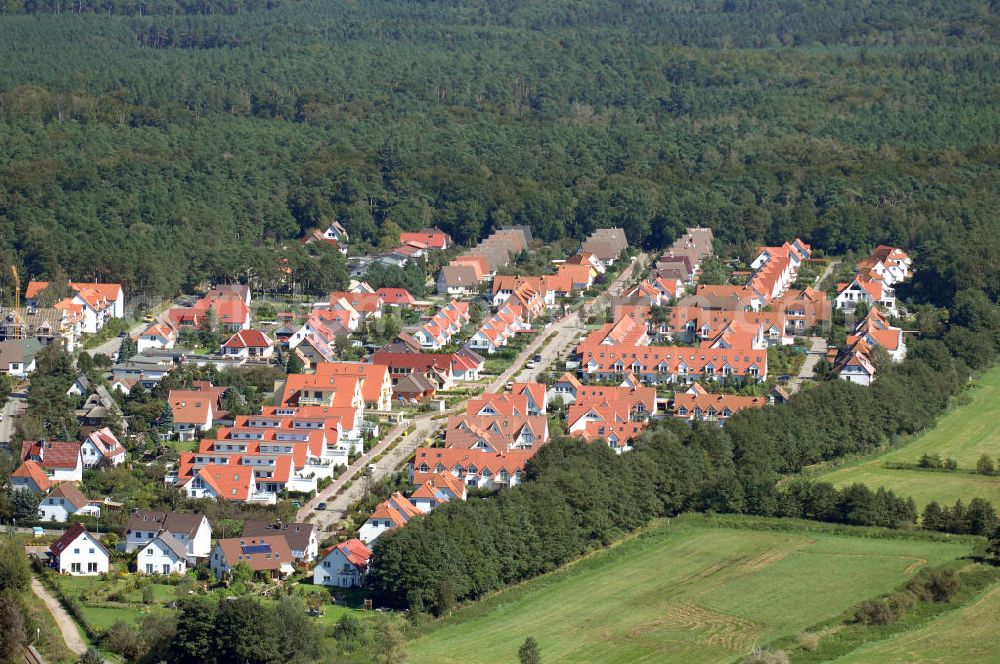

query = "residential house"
[580,228,628,265]
[242,520,318,562]
[39,483,100,522]
[400,228,452,250]
[49,523,110,575]
[137,322,177,354]
[358,492,423,544]
[392,373,437,402]
[20,440,83,482]
[66,375,91,397]
[169,389,217,441]
[136,532,189,575]
[835,277,897,317]
[371,351,458,391]
[26,282,124,334]
[577,421,648,454]
[221,329,275,360]
[445,414,549,453]
[411,448,534,489]
[80,428,126,468]
[833,338,878,386]
[672,393,767,424]
[0,306,78,353]
[179,463,275,504]
[10,460,51,493]
[437,264,480,296]
[314,539,372,588]
[376,287,416,308]
[409,471,468,513]
[848,307,906,362]
[0,339,39,377]
[210,536,294,581]
[124,511,213,558]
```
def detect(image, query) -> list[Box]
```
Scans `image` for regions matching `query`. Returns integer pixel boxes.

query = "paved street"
[0,392,27,446]
[89,318,153,359]
[301,252,648,534]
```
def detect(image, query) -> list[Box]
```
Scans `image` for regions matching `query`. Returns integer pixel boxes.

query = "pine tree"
[157,400,174,432]
[117,335,136,362]
[285,350,304,375]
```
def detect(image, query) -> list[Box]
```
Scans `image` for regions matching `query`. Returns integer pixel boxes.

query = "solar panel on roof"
[242,544,271,555]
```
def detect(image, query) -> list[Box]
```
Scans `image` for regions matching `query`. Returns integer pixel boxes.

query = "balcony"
[246,491,278,505]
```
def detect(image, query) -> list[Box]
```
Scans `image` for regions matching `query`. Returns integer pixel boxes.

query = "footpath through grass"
[405,515,971,664]
[813,366,1000,510]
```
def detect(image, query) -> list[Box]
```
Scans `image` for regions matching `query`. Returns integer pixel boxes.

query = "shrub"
[853,599,898,625]
[102,620,144,661]
[796,631,820,652]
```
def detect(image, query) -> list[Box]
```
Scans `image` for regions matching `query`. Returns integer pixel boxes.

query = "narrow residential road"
[302,251,649,534]
[89,317,151,358]
[29,575,87,656]
[813,258,841,290]
[788,335,828,393]
[0,392,27,446]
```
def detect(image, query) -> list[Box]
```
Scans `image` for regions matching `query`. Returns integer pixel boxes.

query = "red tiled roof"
[169,390,215,425]
[22,440,81,470]
[223,329,273,349]
[321,538,372,570]
[11,460,51,491]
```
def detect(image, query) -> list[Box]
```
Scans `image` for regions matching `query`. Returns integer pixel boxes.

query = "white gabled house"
[358,492,423,544]
[39,483,100,522]
[20,440,83,483]
[136,322,177,354]
[136,533,189,575]
[49,523,110,576]
[80,428,127,469]
[124,511,213,559]
[313,538,372,588]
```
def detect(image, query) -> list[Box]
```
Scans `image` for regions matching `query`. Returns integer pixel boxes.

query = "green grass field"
[835,581,1000,663]
[814,366,1000,510]
[406,516,971,664]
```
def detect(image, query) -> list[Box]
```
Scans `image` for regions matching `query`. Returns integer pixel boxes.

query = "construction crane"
[10,265,19,311]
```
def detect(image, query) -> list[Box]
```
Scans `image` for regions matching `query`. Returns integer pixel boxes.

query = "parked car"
[316,502,327,511]
[525,361,536,369]
[366,463,377,476]
[533,354,542,363]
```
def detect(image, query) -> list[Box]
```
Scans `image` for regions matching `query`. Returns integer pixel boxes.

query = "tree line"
[0,0,997,300]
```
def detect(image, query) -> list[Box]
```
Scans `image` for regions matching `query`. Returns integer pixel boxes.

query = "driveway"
[29,575,87,656]
[788,336,828,393]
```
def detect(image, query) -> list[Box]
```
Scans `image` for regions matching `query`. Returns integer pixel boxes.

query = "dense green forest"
[0,0,998,300]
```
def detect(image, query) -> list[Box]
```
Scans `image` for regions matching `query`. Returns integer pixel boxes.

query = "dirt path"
[30,575,87,656]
